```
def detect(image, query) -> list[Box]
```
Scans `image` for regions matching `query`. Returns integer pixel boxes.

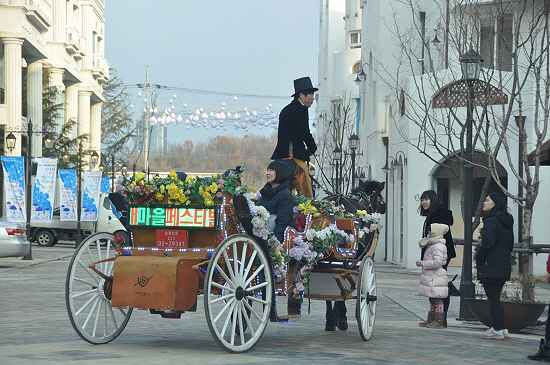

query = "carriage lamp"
[122,163,128,175]
[91,151,99,167]
[460,47,483,81]
[98,162,104,171]
[5,132,16,152]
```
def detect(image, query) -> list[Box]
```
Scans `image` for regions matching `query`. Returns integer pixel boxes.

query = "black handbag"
[448,274,461,296]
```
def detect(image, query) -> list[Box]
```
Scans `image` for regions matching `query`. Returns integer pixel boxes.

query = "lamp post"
[349,134,359,188]
[458,47,483,321]
[333,147,342,193]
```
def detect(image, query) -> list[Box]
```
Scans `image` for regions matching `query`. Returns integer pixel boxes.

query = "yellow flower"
[202,191,212,200]
[209,182,218,193]
[185,175,194,183]
[179,195,187,203]
[199,185,205,194]
[313,212,321,217]
[130,181,136,188]
[170,170,178,180]
[155,193,164,201]
[204,199,214,206]
[175,193,181,199]
[135,172,145,182]
[160,185,166,194]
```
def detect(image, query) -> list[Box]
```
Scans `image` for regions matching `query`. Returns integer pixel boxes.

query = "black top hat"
[291,77,319,97]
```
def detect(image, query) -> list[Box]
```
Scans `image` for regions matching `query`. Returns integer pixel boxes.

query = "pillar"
[78,89,91,156]
[90,102,102,162]
[81,5,92,69]
[48,68,65,135]
[27,60,43,158]
[3,37,23,156]
[65,84,78,139]
[53,0,66,42]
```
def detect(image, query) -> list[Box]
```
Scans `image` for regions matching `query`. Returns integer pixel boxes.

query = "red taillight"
[6,228,26,236]
[114,233,126,245]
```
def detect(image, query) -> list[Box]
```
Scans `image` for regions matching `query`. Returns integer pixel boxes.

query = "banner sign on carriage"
[31,158,58,222]
[1,156,26,222]
[81,171,102,221]
[58,169,78,221]
[101,177,111,194]
[128,205,218,230]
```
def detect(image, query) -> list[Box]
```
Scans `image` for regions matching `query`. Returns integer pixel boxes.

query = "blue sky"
[104,1,320,143]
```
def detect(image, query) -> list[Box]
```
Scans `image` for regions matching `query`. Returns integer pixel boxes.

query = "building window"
[497,14,513,72]
[480,18,495,69]
[349,31,361,48]
[355,98,361,134]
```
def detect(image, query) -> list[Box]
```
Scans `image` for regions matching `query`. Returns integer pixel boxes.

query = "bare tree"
[316,91,358,195]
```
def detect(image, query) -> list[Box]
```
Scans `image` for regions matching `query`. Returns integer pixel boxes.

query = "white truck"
[30,194,127,246]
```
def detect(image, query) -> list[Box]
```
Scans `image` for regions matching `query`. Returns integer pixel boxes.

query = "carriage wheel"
[356,256,377,341]
[204,234,273,353]
[66,232,132,344]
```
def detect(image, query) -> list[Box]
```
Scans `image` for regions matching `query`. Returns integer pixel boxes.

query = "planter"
[466,298,546,331]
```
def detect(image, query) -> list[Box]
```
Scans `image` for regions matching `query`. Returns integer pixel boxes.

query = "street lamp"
[122,164,128,175]
[6,132,16,151]
[333,147,342,194]
[348,134,360,187]
[91,151,99,167]
[459,46,483,321]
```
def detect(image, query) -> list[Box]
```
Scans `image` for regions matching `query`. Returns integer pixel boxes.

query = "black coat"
[421,206,456,262]
[256,181,296,242]
[271,99,317,162]
[475,211,514,281]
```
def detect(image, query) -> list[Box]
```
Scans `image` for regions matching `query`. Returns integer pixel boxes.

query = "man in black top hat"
[271,77,318,198]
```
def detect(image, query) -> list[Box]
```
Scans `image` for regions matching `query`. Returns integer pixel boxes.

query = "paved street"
[1,242,548,365]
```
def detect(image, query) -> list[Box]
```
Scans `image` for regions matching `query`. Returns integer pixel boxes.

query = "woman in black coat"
[476,193,514,340]
[256,160,296,242]
[418,190,455,327]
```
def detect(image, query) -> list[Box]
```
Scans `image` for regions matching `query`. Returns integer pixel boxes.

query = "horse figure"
[322,179,386,331]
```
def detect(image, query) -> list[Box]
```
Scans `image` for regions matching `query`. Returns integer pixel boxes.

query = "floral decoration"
[116,168,247,206]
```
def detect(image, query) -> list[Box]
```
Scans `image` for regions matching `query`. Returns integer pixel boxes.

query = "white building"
[0,0,108,159]
[317,0,550,275]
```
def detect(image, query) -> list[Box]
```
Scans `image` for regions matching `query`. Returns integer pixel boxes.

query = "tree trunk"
[521,205,534,302]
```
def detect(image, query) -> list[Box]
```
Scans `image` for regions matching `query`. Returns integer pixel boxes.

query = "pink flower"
[216,191,223,198]
[218,179,225,185]
[185,190,191,195]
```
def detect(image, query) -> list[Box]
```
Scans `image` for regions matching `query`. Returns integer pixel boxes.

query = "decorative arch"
[351,60,361,74]
[431,79,508,109]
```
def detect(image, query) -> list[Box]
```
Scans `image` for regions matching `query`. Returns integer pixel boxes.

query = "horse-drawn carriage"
[65,170,384,353]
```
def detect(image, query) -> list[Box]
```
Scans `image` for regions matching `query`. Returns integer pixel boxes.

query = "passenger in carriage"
[256,160,297,242]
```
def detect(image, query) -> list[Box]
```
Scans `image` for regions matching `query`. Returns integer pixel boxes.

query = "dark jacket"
[271,99,317,162]
[475,211,514,281]
[256,181,296,242]
[421,206,456,262]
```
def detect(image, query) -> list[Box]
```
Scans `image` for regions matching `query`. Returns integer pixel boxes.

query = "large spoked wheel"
[65,232,132,344]
[204,234,273,353]
[356,256,377,341]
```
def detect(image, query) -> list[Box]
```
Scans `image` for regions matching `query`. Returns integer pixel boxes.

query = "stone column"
[3,37,23,156]
[90,102,102,161]
[65,84,79,139]
[53,0,66,42]
[81,5,92,69]
[78,89,91,154]
[27,60,43,158]
[48,68,65,135]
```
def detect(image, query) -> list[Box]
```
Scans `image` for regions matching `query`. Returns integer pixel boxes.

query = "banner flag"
[81,171,102,221]
[31,158,58,222]
[58,169,77,221]
[101,177,110,194]
[1,156,26,222]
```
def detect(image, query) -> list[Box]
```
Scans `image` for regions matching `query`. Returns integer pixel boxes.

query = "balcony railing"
[92,54,110,79]
[24,0,52,32]
[65,25,86,56]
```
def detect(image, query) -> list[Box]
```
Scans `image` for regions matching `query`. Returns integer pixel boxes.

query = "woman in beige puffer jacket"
[416,223,449,329]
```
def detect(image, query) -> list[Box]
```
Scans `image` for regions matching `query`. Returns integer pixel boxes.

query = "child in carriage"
[416,223,449,329]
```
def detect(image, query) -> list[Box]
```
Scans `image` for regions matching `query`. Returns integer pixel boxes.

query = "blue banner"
[1,156,26,222]
[31,158,57,222]
[58,169,77,221]
[81,171,102,221]
[101,177,110,194]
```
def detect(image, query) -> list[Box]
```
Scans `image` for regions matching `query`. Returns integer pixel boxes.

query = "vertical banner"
[101,177,110,194]
[31,158,58,222]
[58,169,77,221]
[1,156,26,222]
[81,171,102,221]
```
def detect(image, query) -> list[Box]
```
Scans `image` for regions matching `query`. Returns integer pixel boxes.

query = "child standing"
[416,223,449,329]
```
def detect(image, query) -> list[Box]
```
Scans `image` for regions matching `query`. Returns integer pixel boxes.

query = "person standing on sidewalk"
[416,223,449,329]
[476,193,514,340]
[527,254,550,360]
[271,77,317,198]
[418,190,455,327]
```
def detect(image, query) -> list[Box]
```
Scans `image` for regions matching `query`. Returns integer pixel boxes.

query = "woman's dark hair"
[487,193,507,214]
[418,190,442,216]
[267,160,292,184]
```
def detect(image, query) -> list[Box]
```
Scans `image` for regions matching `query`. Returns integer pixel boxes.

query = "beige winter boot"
[419,312,435,327]
[427,312,445,329]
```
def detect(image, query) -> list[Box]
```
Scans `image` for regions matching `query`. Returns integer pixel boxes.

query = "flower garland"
[116,168,247,206]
